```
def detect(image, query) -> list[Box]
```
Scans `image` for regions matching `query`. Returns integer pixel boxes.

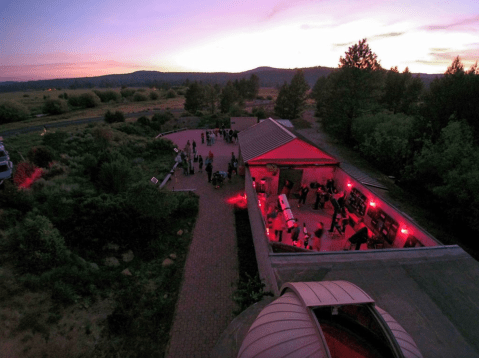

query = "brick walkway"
[163,130,243,358]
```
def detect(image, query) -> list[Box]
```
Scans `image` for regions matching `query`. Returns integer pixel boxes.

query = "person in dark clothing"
[314,186,327,210]
[348,225,369,250]
[231,152,236,165]
[198,155,203,173]
[297,183,309,207]
[280,180,294,199]
[227,162,233,182]
[205,162,213,182]
[290,221,300,245]
[192,140,196,153]
[201,132,204,144]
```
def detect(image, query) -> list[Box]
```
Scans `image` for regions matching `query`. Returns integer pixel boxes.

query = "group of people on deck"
[201,126,239,146]
[176,131,238,188]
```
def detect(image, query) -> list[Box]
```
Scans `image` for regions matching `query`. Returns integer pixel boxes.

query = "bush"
[104,110,125,123]
[152,112,174,125]
[166,89,177,98]
[98,158,133,193]
[27,145,55,168]
[137,116,150,126]
[42,131,68,151]
[42,99,69,115]
[51,281,79,305]
[233,273,273,315]
[266,95,273,100]
[93,90,121,103]
[79,92,101,108]
[0,100,30,124]
[133,92,148,102]
[121,88,136,98]
[91,126,113,148]
[149,91,159,100]
[13,214,69,273]
[67,95,82,107]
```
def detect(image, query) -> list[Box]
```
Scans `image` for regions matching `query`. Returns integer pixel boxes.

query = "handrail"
[155,127,189,139]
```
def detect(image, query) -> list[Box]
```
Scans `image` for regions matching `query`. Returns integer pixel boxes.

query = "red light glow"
[226,193,247,209]
[401,227,409,235]
[369,200,376,207]
[347,183,352,189]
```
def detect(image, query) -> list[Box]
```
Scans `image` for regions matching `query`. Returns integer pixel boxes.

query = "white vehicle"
[0,160,13,185]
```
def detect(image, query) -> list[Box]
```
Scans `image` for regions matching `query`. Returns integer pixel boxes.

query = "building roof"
[238,119,339,165]
[237,291,329,358]
[238,280,423,358]
[259,118,294,128]
[281,281,375,307]
[270,246,479,358]
[238,118,296,163]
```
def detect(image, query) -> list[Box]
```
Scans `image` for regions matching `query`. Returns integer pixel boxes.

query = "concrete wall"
[245,168,280,296]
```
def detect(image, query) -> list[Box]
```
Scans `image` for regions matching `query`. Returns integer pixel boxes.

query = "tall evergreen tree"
[287,69,310,119]
[220,81,238,113]
[184,82,205,113]
[274,82,290,118]
[321,39,383,142]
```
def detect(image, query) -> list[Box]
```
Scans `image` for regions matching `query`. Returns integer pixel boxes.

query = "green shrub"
[98,158,133,193]
[79,92,101,108]
[133,92,148,102]
[13,214,69,273]
[152,112,174,125]
[93,90,121,103]
[51,281,78,305]
[175,193,199,216]
[137,116,150,126]
[121,88,136,98]
[104,110,125,123]
[42,99,69,115]
[43,131,68,151]
[233,273,273,315]
[67,95,82,107]
[27,145,55,168]
[0,100,30,124]
[149,91,159,100]
[166,89,177,98]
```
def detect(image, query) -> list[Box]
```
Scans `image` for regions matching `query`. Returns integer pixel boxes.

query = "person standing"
[211,131,215,145]
[198,155,203,173]
[290,221,300,245]
[192,139,196,153]
[313,222,324,251]
[227,162,233,182]
[280,180,294,199]
[272,214,285,242]
[297,183,310,207]
[201,132,204,144]
[231,152,236,165]
[205,162,213,182]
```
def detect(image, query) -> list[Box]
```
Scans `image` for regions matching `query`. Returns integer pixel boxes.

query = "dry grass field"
[0,88,187,132]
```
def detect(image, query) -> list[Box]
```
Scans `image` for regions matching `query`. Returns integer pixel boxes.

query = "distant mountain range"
[0,66,443,92]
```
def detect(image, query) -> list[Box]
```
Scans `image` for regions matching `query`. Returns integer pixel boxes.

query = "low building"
[224,118,479,358]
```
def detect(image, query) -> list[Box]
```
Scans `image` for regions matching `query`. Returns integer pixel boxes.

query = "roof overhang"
[281,281,375,307]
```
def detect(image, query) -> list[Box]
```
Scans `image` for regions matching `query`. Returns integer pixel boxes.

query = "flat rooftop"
[270,246,479,358]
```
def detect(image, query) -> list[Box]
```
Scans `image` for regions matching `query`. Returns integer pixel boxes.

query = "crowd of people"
[202,126,239,146]
[266,178,354,252]
[175,129,239,189]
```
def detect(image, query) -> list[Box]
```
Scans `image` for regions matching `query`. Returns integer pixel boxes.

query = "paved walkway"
[163,130,243,358]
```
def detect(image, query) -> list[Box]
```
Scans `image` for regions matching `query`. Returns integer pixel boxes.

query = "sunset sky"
[1,0,478,81]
